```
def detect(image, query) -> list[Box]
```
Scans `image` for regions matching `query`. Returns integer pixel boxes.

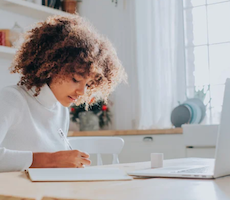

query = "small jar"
[62,0,77,13]
[9,22,23,47]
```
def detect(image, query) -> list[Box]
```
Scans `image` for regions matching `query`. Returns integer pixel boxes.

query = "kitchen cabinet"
[118,135,186,163]
[183,124,218,159]
[186,147,215,158]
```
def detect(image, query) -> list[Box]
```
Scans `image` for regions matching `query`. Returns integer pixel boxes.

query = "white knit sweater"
[0,84,69,172]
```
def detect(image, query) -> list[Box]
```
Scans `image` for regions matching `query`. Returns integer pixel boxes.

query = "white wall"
[0,0,137,130]
[0,9,38,87]
[78,0,138,130]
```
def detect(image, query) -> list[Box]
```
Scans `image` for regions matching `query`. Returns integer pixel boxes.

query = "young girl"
[0,15,126,172]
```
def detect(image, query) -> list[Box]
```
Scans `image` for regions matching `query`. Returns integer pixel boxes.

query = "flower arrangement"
[70,99,112,129]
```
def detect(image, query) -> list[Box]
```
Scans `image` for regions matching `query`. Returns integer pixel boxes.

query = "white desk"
[0,158,230,200]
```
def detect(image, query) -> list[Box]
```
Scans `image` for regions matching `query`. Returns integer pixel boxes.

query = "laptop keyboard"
[176,166,212,174]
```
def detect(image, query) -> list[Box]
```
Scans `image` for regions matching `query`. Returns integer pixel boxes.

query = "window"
[183,0,230,124]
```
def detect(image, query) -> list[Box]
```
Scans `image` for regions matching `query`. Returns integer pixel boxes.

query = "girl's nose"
[76,85,87,96]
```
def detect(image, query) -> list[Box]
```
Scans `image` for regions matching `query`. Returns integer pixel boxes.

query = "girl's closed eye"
[72,78,80,83]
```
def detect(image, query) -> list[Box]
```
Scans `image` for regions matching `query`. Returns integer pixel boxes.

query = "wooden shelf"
[0,0,72,20]
[0,46,16,59]
[68,128,183,137]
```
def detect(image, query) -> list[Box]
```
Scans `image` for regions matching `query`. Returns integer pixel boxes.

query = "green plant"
[194,86,209,101]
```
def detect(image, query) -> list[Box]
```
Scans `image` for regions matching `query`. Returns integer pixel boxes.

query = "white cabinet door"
[186,147,215,158]
[118,134,186,163]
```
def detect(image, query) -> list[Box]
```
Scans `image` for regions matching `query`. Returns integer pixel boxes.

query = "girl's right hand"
[30,150,91,168]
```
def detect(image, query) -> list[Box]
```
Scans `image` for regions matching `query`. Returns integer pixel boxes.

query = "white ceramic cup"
[151,153,163,168]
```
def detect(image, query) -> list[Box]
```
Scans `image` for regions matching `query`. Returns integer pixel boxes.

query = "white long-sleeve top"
[0,84,69,172]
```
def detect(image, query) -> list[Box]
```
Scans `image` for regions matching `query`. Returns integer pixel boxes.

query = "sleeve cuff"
[0,148,33,172]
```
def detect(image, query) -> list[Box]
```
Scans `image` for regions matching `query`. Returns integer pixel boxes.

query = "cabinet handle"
[143,136,153,142]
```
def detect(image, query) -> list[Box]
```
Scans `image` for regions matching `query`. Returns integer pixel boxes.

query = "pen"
[58,128,73,150]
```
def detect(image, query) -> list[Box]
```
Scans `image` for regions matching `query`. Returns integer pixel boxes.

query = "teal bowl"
[171,104,192,127]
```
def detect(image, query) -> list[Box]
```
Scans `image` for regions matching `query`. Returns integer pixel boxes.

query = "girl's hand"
[30,150,91,168]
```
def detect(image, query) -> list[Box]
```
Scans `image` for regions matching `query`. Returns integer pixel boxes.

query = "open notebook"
[26,168,133,182]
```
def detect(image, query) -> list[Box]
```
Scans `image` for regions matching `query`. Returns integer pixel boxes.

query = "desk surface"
[0,158,230,200]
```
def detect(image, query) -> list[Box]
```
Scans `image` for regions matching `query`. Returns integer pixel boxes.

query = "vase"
[79,111,99,131]
[62,0,77,14]
[9,22,23,47]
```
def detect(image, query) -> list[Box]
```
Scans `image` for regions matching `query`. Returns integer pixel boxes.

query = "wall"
[0,9,38,87]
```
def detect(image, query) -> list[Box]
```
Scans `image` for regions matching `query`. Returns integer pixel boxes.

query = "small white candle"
[151,153,164,168]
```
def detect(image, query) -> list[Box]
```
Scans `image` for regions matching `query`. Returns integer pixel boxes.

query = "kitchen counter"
[68,128,182,137]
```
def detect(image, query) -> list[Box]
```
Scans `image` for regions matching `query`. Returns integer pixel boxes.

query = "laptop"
[128,78,230,179]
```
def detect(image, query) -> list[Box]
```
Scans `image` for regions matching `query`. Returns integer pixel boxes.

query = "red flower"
[102,105,107,111]
[71,107,75,112]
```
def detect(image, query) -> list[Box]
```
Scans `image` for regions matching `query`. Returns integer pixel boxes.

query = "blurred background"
[0,0,227,164]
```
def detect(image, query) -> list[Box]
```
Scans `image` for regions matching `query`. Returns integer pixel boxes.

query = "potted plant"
[70,99,112,131]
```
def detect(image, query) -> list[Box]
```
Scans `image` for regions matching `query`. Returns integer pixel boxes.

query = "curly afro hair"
[10,14,127,107]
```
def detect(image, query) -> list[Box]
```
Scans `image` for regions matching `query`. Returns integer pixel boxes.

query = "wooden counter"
[68,128,182,137]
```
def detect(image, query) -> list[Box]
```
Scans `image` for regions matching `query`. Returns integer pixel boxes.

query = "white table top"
[0,158,230,200]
